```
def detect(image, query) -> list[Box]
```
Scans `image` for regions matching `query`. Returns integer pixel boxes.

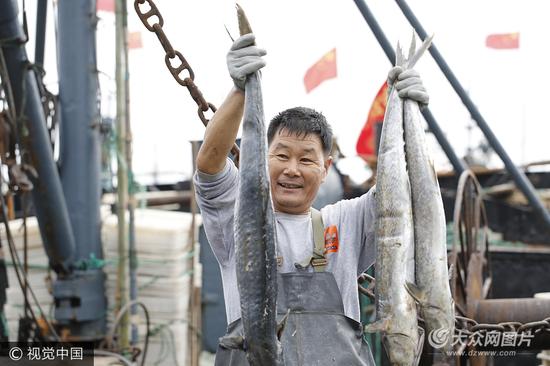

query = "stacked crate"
[103,209,200,366]
[0,217,52,341]
[0,209,200,366]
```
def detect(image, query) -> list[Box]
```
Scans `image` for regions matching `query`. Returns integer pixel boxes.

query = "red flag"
[356,82,388,163]
[486,32,520,49]
[303,48,337,93]
[97,0,115,12]
[128,31,143,49]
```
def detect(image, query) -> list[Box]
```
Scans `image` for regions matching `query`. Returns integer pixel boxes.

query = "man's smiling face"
[268,128,332,214]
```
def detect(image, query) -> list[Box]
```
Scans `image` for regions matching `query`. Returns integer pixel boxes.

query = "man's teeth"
[280,183,300,188]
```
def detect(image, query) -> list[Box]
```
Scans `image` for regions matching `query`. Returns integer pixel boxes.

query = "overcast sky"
[26,0,550,184]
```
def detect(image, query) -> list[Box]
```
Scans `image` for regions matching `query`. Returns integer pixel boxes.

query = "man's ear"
[322,156,333,183]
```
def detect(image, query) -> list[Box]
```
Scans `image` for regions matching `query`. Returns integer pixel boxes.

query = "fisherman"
[194,33,429,365]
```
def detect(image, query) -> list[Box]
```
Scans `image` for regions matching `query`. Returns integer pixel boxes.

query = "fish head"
[423,306,455,349]
[383,333,418,365]
[268,128,332,214]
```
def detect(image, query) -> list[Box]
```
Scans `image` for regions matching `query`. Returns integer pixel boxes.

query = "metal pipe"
[474,298,550,325]
[352,0,467,174]
[55,0,107,338]
[473,298,550,350]
[115,0,130,349]
[123,0,138,345]
[58,0,103,264]
[129,192,137,345]
[0,0,75,274]
[394,0,550,233]
[34,0,47,67]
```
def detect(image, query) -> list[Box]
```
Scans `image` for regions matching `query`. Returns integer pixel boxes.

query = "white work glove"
[387,66,429,107]
[226,33,266,90]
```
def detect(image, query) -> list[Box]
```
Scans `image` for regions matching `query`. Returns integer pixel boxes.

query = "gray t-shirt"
[194,158,376,324]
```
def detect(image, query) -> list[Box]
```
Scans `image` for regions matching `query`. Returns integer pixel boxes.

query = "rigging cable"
[106,300,151,366]
[0,46,60,341]
[0,188,60,341]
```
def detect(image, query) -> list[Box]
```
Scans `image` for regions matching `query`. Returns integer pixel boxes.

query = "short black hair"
[267,107,333,155]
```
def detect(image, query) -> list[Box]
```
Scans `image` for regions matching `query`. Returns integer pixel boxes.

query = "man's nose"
[283,159,300,176]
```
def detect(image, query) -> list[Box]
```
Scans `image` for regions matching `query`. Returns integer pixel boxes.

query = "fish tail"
[407,33,434,69]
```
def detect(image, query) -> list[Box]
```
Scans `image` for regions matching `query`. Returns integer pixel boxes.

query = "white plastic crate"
[102,210,201,255]
[101,209,200,366]
[103,250,193,277]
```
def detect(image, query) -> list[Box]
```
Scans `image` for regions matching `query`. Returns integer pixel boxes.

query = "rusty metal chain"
[133,0,240,163]
[454,314,550,353]
[358,273,375,300]
[0,47,38,193]
[358,275,550,343]
[455,315,550,335]
[32,64,59,153]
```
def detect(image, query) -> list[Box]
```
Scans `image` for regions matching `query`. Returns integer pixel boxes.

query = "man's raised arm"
[196,34,266,175]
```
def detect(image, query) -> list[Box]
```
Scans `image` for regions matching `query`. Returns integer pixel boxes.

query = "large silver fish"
[367,36,442,365]
[366,41,421,365]
[403,36,455,351]
[233,5,281,366]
